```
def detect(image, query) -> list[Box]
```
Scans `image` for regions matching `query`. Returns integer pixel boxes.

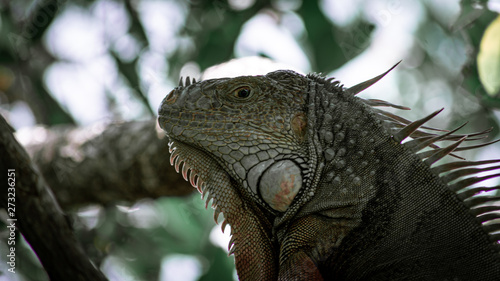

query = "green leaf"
[477,15,500,96]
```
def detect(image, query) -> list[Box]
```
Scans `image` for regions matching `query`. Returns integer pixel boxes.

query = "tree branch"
[19,118,194,210]
[0,114,108,281]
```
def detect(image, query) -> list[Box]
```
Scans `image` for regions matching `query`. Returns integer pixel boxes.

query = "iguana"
[158,63,500,280]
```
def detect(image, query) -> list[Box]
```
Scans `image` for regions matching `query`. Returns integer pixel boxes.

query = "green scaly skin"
[158,68,500,280]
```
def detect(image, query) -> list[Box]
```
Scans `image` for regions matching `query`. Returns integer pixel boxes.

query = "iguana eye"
[233,86,252,99]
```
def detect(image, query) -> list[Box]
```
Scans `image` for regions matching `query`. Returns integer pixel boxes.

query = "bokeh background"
[1,0,500,280]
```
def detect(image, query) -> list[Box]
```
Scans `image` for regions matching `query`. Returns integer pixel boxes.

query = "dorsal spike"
[415,135,496,160]
[470,205,500,216]
[482,223,500,234]
[453,138,500,152]
[432,159,500,175]
[443,164,500,183]
[185,76,191,86]
[373,108,447,132]
[393,108,444,143]
[385,123,447,137]
[413,127,493,143]
[418,149,465,161]
[457,186,500,201]
[478,213,500,224]
[488,233,500,242]
[463,195,500,208]
[423,136,466,166]
[404,122,467,152]
[405,127,491,144]
[178,77,184,87]
[346,61,401,95]
[459,127,493,140]
[192,77,197,83]
[364,99,411,110]
[450,173,500,192]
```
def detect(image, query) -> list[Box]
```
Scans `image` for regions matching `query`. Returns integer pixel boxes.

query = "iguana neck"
[274,75,391,238]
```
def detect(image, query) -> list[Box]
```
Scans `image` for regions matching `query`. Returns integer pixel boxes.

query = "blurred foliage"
[73,197,235,281]
[460,6,500,109]
[477,15,500,96]
[1,0,500,280]
[0,0,75,125]
[169,0,270,74]
[297,0,374,72]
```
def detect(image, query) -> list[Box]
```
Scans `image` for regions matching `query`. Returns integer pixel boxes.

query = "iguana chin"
[158,62,500,280]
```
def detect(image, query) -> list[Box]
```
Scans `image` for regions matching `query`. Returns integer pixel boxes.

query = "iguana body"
[158,64,500,280]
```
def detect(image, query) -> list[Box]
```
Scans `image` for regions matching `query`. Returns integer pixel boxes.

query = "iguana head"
[158,70,316,214]
[158,63,405,218]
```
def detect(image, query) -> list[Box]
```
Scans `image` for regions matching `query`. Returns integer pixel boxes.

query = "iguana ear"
[291,112,307,142]
[346,61,401,95]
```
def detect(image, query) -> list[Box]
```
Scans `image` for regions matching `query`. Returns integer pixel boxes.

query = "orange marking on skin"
[273,175,297,210]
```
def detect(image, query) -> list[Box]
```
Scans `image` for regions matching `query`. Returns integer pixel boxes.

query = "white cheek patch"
[259,160,302,212]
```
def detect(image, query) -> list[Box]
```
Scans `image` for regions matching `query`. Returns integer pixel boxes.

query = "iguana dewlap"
[158,63,500,280]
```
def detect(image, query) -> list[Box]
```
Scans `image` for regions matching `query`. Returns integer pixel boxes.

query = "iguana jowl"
[158,63,500,280]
